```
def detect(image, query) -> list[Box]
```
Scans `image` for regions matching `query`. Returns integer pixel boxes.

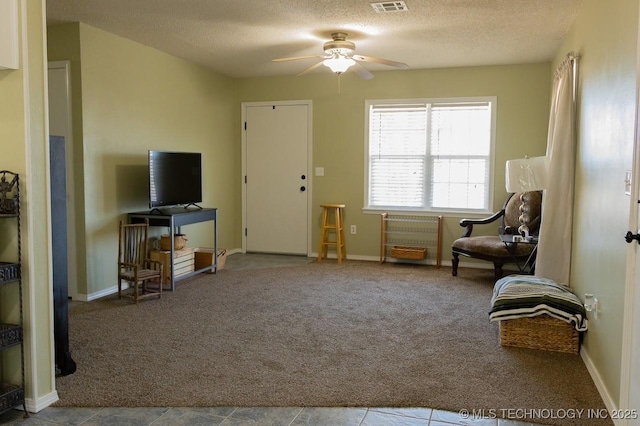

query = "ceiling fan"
[272,32,409,79]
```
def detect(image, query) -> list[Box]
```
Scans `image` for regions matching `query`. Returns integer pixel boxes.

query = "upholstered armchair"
[451,191,542,280]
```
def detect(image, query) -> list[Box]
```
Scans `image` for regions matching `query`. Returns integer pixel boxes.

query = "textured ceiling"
[46,0,583,79]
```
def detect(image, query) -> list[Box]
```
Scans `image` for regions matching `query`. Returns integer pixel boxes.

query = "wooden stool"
[318,204,346,263]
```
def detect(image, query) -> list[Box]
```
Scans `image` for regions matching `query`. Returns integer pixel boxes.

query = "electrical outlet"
[584,294,598,319]
[350,225,357,234]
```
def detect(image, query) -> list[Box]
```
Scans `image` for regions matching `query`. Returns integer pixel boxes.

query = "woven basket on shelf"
[390,246,427,260]
[499,314,579,354]
[160,234,188,251]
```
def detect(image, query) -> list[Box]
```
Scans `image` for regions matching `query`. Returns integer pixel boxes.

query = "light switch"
[315,167,324,177]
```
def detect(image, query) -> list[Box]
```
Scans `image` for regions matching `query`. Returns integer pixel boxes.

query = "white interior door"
[623,160,640,424]
[244,102,311,254]
[621,9,640,421]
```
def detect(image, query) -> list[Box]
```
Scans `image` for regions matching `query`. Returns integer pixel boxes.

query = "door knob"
[625,231,640,244]
[300,186,306,192]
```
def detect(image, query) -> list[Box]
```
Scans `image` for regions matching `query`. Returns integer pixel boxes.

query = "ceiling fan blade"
[353,55,409,69]
[351,62,374,80]
[297,61,325,76]
[272,55,324,62]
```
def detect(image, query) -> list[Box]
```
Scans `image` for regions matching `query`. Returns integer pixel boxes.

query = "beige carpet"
[54,261,610,426]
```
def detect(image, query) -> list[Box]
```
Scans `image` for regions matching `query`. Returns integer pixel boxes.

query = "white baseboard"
[581,346,622,425]
[25,390,59,413]
[75,252,521,301]
[311,252,444,266]
[76,248,245,301]
[309,252,499,272]
[311,252,379,262]
[75,284,121,302]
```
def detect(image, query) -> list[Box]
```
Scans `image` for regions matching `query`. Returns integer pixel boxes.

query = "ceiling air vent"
[370,1,409,13]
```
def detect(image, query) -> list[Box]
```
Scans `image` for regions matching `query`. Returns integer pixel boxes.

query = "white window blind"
[369,104,427,208]
[366,98,494,211]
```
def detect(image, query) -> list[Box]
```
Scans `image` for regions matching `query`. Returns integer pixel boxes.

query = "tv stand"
[128,207,217,291]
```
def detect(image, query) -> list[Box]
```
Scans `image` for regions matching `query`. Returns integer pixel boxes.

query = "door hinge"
[244,122,247,130]
[244,175,247,184]
[245,228,247,236]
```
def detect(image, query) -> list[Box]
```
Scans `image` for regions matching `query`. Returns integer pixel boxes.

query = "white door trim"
[241,100,313,255]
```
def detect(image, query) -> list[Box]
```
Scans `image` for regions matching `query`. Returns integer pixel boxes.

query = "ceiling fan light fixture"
[323,56,355,73]
[274,32,406,79]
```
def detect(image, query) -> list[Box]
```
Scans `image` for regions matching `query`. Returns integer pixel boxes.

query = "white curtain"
[536,52,579,285]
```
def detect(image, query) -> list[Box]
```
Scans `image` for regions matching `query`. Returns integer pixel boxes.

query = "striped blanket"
[489,275,588,332]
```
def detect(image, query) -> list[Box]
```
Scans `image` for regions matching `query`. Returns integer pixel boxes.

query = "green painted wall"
[237,64,551,262]
[552,0,639,406]
[47,23,241,298]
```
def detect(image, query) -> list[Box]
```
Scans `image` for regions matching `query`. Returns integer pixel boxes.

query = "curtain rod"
[566,51,580,61]
[559,51,580,67]
[554,51,580,79]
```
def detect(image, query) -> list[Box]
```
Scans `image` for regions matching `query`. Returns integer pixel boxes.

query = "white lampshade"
[323,56,355,73]
[505,156,549,192]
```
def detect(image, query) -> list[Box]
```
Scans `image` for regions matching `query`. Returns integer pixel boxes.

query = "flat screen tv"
[148,150,202,208]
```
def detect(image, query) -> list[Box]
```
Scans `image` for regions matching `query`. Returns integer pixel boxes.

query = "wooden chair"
[451,191,542,280]
[118,219,164,303]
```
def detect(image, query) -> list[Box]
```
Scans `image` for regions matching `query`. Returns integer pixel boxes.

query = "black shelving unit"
[0,171,27,417]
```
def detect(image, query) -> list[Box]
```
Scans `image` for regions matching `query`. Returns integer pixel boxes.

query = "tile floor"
[0,406,544,425]
[0,254,545,426]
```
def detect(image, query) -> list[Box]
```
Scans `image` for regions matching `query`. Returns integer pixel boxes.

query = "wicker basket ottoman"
[490,275,586,354]
[499,314,579,354]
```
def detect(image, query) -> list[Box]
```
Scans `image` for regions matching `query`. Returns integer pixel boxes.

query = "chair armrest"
[458,209,506,238]
[144,259,164,270]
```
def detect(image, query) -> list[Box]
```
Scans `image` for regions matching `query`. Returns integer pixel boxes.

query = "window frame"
[363,96,497,215]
